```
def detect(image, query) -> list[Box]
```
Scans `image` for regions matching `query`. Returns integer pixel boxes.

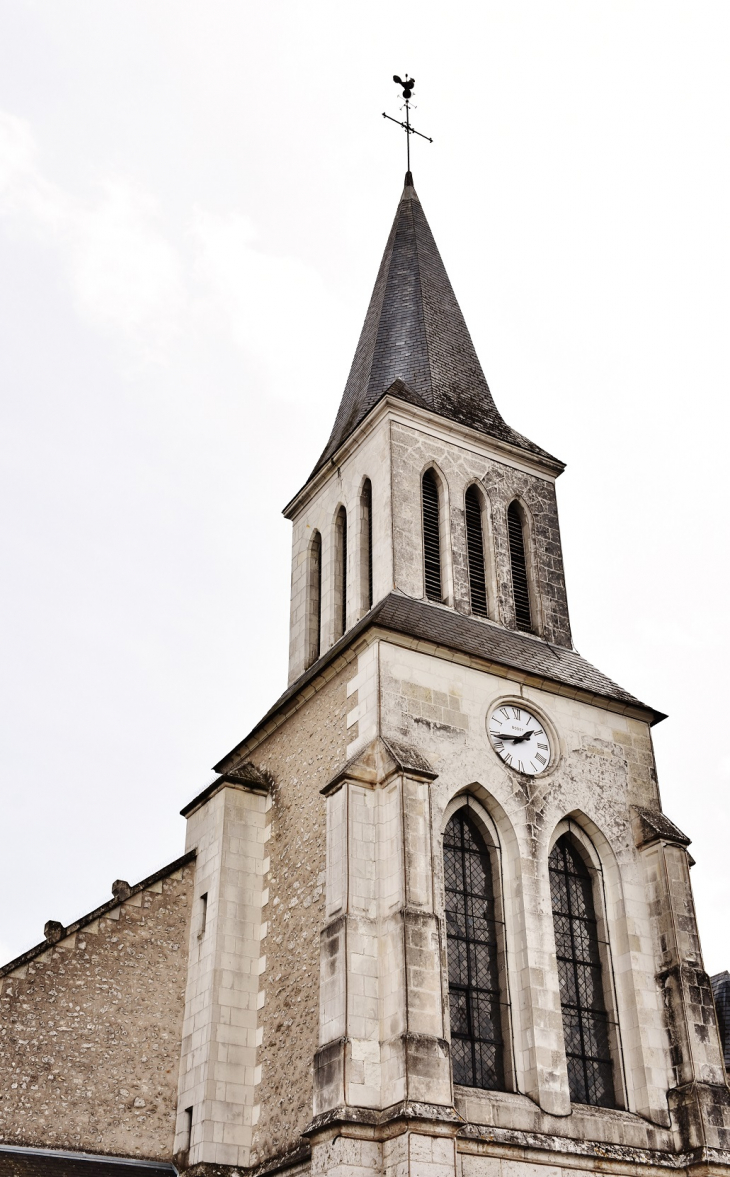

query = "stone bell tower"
[169,171,730,1177]
[2,168,727,1177]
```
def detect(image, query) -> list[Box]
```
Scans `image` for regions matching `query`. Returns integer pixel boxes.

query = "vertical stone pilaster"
[313,737,452,1122]
[634,806,730,1150]
[175,769,271,1170]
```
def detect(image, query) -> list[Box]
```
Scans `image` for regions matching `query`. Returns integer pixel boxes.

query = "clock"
[488,704,551,775]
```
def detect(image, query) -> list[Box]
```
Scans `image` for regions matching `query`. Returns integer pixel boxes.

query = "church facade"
[1,174,728,1177]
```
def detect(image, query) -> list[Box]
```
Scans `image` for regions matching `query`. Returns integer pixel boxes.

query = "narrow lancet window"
[549,834,615,1107]
[465,486,488,618]
[335,507,347,640]
[306,530,322,666]
[422,469,442,601]
[361,479,373,612]
[444,810,505,1090]
[507,501,532,632]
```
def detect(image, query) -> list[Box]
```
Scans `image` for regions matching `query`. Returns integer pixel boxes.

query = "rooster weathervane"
[382,74,433,175]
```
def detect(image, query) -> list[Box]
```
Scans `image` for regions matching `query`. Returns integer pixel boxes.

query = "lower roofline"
[0,1143,177,1172]
[213,593,665,775]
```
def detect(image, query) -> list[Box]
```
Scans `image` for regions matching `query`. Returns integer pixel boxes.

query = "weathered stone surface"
[0,864,193,1159]
[245,666,351,1166]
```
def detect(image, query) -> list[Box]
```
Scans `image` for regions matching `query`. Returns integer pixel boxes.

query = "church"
[1,165,728,1177]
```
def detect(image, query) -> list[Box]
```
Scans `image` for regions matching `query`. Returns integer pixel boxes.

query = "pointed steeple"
[313,173,556,476]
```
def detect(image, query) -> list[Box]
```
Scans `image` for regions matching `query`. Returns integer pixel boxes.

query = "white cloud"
[189,207,352,407]
[0,110,350,395]
[0,110,185,354]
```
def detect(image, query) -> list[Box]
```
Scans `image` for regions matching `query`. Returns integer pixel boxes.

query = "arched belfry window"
[507,501,532,632]
[465,485,488,618]
[360,479,373,613]
[306,530,322,667]
[444,809,505,1090]
[335,506,347,640]
[549,834,616,1107]
[422,469,442,601]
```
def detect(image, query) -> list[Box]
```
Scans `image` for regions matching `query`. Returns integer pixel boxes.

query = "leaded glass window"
[444,809,505,1089]
[549,834,616,1107]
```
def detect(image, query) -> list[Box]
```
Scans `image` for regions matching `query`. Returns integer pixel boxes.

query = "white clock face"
[488,704,551,775]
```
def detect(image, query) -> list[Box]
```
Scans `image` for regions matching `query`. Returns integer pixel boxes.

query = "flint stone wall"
[0,864,193,1160]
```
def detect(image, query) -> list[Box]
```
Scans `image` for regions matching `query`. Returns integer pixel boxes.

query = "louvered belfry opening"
[307,530,322,666]
[335,506,347,640]
[507,501,532,632]
[422,469,442,601]
[465,486,488,618]
[444,810,505,1090]
[362,479,373,611]
[549,835,616,1108]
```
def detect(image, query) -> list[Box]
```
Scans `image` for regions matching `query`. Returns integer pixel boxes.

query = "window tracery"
[444,809,505,1089]
[549,833,615,1107]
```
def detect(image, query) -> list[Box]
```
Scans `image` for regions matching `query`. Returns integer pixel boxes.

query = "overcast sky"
[1,1,728,973]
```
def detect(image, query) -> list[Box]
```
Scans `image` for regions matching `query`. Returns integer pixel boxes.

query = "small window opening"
[335,506,347,640]
[507,502,532,632]
[361,479,373,611]
[422,469,442,601]
[197,893,208,940]
[184,1106,193,1152]
[444,809,505,1090]
[549,834,616,1107]
[465,486,488,618]
[307,531,322,667]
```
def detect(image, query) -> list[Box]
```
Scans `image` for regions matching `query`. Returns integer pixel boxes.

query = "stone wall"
[286,414,393,683]
[246,663,351,1165]
[376,639,672,1124]
[389,420,571,648]
[0,862,193,1160]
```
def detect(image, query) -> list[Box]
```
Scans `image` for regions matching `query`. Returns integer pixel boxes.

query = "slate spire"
[313,173,555,476]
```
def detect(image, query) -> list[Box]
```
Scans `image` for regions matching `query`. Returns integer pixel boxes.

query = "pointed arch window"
[507,501,532,632]
[360,479,373,613]
[465,485,488,618]
[444,809,505,1090]
[335,506,347,640]
[422,469,442,601]
[306,530,322,667]
[549,834,616,1107]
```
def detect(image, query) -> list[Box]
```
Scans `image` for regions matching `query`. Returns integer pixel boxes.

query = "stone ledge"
[181,763,271,818]
[457,1123,730,1172]
[304,1099,464,1138]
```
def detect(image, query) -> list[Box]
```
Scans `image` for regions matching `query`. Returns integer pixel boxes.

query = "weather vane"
[383,74,433,176]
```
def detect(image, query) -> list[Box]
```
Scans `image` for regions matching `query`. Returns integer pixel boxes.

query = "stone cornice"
[282,392,564,520]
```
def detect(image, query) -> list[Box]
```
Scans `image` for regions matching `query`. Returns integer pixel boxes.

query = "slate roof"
[311,173,558,478]
[370,595,654,711]
[0,1147,175,1176]
[215,593,662,772]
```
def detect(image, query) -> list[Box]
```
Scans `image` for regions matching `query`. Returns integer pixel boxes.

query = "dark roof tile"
[215,593,663,773]
[311,176,558,478]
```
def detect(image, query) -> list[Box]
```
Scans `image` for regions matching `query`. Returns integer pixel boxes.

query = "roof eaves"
[213,594,665,775]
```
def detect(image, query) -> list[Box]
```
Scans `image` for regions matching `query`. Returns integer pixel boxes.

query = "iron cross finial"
[382,73,433,177]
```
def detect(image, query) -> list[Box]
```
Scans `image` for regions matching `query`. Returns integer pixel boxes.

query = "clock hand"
[507,730,536,744]
[493,730,536,744]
